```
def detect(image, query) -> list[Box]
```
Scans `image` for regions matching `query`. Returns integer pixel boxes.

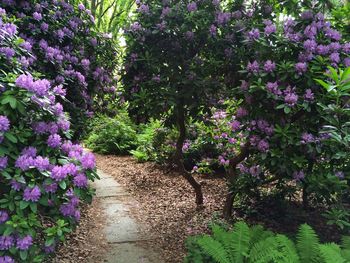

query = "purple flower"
[263,60,276,73]
[23,186,41,202]
[0,116,9,133]
[324,28,341,41]
[247,61,259,74]
[161,7,171,18]
[0,256,14,263]
[47,134,61,148]
[43,181,58,193]
[257,140,269,152]
[266,82,281,95]
[41,22,49,31]
[16,235,33,250]
[301,133,314,144]
[230,120,241,131]
[78,3,85,10]
[51,166,68,181]
[185,31,194,40]
[316,45,329,55]
[247,28,260,41]
[33,12,42,21]
[21,146,37,157]
[295,62,307,75]
[264,24,276,36]
[73,173,88,188]
[187,2,197,12]
[0,47,15,59]
[343,43,350,53]
[0,157,8,170]
[15,155,34,171]
[0,210,9,224]
[10,180,22,191]
[301,10,313,20]
[330,52,340,64]
[0,235,14,250]
[138,4,150,14]
[304,89,314,101]
[34,156,50,171]
[303,39,317,52]
[209,25,217,37]
[80,152,95,170]
[293,171,305,181]
[335,171,345,179]
[344,58,350,67]
[284,93,298,106]
[249,165,261,177]
[236,107,248,118]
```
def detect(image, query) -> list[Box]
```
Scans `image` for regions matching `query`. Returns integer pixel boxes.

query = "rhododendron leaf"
[5,132,17,143]
[20,250,28,261]
[30,203,37,213]
[59,181,67,190]
[19,201,29,210]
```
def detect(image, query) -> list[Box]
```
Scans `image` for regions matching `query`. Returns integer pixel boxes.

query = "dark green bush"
[84,112,137,154]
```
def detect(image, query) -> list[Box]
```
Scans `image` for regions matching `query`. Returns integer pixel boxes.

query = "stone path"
[93,170,164,263]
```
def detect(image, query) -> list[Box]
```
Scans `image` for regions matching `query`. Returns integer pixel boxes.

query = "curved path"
[93,170,164,263]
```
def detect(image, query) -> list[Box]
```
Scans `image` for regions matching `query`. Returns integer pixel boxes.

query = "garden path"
[93,169,164,263]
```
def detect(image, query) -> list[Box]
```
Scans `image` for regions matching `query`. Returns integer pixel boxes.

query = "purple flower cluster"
[23,186,41,202]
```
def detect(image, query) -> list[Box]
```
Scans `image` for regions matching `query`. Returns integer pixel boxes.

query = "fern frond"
[211,225,234,262]
[340,249,350,261]
[296,224,320,263]
[229,221,251,263]
[249,236,284,263]
[275,234,300,263]
[197,236,230,263]
[319,243,346,263]
[341,236,350,249]
[249,225,272,247]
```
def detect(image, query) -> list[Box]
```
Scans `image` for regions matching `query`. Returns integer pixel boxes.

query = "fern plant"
[184,221,350,263]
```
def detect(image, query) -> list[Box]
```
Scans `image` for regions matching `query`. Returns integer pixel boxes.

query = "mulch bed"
[94,154,227,263]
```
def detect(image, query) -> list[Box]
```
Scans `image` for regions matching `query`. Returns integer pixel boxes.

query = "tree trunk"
[174,104,203,206]
[223,143,250,219]
[223,191,236,220]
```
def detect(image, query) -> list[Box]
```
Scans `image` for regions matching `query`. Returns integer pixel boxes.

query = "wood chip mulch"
[49,198,109,263]
[94,154,227,263]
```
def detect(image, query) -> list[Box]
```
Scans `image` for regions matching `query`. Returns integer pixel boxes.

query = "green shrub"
[130,119,162,162]
[185,221,350,263]
[84,112,137,154]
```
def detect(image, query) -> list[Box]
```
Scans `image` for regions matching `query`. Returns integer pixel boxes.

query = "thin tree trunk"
[223,143,250,220]
[174,104,203,206]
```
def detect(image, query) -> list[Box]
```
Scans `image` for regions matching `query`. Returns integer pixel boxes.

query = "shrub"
[130,119,162,162]
[185,221,350,263]
[84,112,137,155]
[123,0,232,205]
[1,0,118,138]
[0,8,97,262]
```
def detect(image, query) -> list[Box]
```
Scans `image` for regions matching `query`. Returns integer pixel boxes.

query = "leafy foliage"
[185,221,350,263]
[84,112,137,154]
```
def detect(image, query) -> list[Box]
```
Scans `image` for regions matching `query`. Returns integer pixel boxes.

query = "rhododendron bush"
[0,7,98,263]
[0,0,118,138]
[123,0,236,205]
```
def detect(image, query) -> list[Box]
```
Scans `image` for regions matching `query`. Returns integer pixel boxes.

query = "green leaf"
[20,250,28,261]
[59,181,67,190]
[30,203,37,213]
[4,132,17,143]
[19,201,29,209]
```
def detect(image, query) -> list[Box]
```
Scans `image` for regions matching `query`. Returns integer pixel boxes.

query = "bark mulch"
[49,198,109,263]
